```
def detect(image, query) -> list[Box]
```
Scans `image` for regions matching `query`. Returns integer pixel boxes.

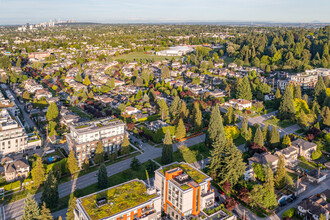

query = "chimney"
[318,167,320,179]
[296,176,300,190]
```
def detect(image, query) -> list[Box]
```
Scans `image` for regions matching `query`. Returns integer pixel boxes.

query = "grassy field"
[115,52,182,62]
[264,117,295,128]
[155,143,210,165]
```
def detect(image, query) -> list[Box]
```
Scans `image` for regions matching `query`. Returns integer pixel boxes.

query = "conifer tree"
[314,76,326,104]
[297,111,310,128]
[161,130,174,165]
[157,99,169,120]
[294,85,301,99]
[169,96,180,119]
[282,135,291,147]
[83,158,90,172]
[321,106,330,126]
[194,105,202,132]
[95,140,104,164]
[121,135,130,155]
[224,106,235,125]
[236,77,252,100]
[83,76,91,86]
[161,66,170,79]
[75,73,82,82]
[41,170,59,208]
[67,150,79,175]
[279,85,296,121]
[179,100,189,119]
[302,94,309,104]
[66,194,77,220]
[163,129,172,145]
[263,166,278,208]
[38,202,53,220]
[98,164,109,189]
[274,87,282,108]
[269,126,280,148]
[22,196,40,220]
[275,156,286,188]
[175,118,186,140]
[262,123,269,142]
[31,156,45,187]
[217,142,246,185]
[206,105,226,147]
[208,135,225,180]
[253,127,264,146]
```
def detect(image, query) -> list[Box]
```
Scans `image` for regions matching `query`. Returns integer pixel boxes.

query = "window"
[195,189,200,212]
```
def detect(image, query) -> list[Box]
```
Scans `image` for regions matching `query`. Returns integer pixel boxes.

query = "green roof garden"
[80,180,157,220]
[159,162,209,184]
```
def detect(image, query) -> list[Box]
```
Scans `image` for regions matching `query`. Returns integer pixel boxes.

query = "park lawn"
[115,52,182,62]
[265,118,295,128]
[51,161,159,212]
[155,143,210,165]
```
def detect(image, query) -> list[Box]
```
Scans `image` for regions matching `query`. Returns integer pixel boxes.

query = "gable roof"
[291,138,317,151]
[5,159,29,173]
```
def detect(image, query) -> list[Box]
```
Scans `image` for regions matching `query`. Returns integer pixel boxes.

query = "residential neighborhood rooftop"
[77,180,158,220]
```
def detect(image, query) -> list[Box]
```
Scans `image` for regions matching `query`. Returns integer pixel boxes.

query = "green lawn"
[155,143,210,165]
[298,161,316,172]
[115,52,182,62]
[264,117,295,128]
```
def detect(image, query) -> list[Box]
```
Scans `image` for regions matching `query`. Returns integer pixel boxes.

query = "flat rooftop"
[78,180,157,220]
[159,162,209,185]
[73,117,124,131]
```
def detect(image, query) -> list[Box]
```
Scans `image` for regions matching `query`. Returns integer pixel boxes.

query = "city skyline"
[1,0,330,25]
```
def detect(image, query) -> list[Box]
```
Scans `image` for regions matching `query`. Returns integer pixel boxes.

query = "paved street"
[4,134,207,219]
[275,174,330,218]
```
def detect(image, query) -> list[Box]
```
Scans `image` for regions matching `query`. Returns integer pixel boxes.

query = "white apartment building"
[66,118,125,166]
[0,109,28,156]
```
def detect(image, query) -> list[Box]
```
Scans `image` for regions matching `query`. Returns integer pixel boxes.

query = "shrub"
[3,180,21,191]
[282,208,296,218]
[311,150,322,160]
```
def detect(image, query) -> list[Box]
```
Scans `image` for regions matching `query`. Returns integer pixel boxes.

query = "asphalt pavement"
[4,133,207,219]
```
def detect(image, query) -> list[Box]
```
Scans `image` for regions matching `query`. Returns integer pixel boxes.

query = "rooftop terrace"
[159,162,209,185]
[79,180,157,220]
[73,117,124,131]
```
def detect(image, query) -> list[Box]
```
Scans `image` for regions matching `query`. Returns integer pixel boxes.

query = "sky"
[0,0,329,25]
